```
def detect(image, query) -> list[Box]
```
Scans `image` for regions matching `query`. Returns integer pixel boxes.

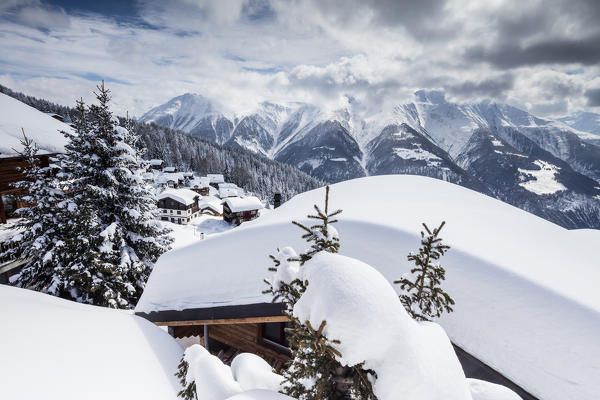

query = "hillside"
[142,91,600,229]
[137,175,599,400]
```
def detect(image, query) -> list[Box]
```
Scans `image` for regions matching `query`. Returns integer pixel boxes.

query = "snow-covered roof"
[207,173,225,183]
[163,166,177,173]
[0,285,182,400]
[0,93,72,158]
[137,175,600,400]
[189,176,210,188]
[149,159,164,166]
[219,187,242,198]
[155,172,185,185]
[158,188,200,205]
[223,196,264,212]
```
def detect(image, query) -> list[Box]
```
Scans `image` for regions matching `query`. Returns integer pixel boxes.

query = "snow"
[223,196,264,213]
[468,379,522,400]
[158,188,199,206]
[137,175,599,400]
[0,93,71,157]
[393,145,442,164]
[225,390,294,400]
[292,252,472,400]
[150,159,164,166]
[208,173,225,184]
[163,166,177,173]
[517,160,566,195]
[231,353,283,391]
[0,285,182,400]
[164,216,233,249]
[183,346,283,399]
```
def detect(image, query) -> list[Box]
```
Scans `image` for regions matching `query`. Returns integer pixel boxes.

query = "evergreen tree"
[394,221,455,321]
[2,131,72,295]
[58,82,172,308]
[264,186,376,400]
[174,357,197,400]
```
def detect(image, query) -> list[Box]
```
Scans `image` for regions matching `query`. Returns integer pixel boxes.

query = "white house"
[157,188,201,225]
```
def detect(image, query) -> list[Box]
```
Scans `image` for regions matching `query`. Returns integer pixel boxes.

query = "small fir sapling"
[175,357,197,400]
[395,221,455,321]
[264,186,376,400]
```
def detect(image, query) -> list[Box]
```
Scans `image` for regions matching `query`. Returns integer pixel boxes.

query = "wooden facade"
[137,302,290,368]
[157,195,200,225]
[0,154,54,223]
[222,203,260,226]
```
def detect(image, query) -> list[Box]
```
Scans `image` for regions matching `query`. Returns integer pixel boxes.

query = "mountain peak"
[414,89,446,105]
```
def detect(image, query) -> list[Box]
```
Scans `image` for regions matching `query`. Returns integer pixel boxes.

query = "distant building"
[207,174,225,189]
[189,177,211,196]
[163,166,177,173]
[222,196,264,225]
[147,159,164,171]
[157,188,201,224]
[44,112,64,122]
[198,196,223,216]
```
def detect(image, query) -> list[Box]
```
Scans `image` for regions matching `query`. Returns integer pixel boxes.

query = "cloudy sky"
[1,0,599,118]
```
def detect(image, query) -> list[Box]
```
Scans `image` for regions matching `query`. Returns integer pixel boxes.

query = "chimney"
[273,193,282,208]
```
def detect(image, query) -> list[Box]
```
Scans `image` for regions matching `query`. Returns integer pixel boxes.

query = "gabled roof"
[163,166,177,173]
[207,173,224,183]
[149,159,164,166]
[157,188,199,206]
[223,196,264,213]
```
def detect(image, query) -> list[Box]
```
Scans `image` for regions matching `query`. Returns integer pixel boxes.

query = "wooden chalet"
[207,174,225,189]
[0,153,55,223]
[222,196,264,225]
[147,159,164,172]
[157,188,201,225]
[189,177,211,196]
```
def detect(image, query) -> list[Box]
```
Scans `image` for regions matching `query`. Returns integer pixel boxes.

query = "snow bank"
[231,353,283,391]
[225,390,294,400]
[184,346,283,399]
[0,285,182,400]
[293,252,472,400]
[137,175,600,400]
[0,93,71,157]
[468,379,522,400]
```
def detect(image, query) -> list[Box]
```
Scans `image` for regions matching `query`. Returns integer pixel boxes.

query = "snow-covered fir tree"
[264,187,376,400]
[58,83,172,308]
[1,132,74,295]
[395,221,455,321]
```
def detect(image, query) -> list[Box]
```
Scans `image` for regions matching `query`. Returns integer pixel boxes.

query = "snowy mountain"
[141,91,600,229]
[558,111,600,146]
[137,175,600,400]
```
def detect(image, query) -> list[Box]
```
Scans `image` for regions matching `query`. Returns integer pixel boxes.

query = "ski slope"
[0,93,70,157]
[137,175,600,400]
[0,285,182,400]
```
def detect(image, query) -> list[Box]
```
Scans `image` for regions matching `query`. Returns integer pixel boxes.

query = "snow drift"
[137,175,600,400]
[291,252,472,400]
[0,285,182,400]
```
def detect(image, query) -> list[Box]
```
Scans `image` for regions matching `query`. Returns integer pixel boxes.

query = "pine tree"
[58,82,172,308]
[264,186,376,400]
[2,131,72,295]
[394,221,455,321]
[175,357,197,400]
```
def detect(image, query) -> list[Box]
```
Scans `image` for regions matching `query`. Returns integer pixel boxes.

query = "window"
[177,210,181,215]
[262,322,289,348]
[161,217,168,221]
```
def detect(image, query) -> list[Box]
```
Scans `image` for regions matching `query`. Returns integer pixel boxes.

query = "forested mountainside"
[141,91,600,229]
[0,85,323,202]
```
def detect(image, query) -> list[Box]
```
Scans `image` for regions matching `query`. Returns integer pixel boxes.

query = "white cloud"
[0,0,598,118]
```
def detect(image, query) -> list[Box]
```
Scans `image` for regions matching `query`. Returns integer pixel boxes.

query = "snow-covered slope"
[137,175,599,400]
[559,111,600,146]
[141,91,600,229]
[0,92,71,157]
[0,285,182,400]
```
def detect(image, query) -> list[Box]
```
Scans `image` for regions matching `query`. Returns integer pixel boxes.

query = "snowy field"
[138,175,599,400]
[0,284,183,400]
[165,215,235,249]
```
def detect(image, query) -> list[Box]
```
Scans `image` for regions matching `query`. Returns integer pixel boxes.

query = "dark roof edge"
[135,302,284,323]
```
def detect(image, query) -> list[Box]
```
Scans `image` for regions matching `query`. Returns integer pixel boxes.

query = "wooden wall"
[172,323,290,369]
